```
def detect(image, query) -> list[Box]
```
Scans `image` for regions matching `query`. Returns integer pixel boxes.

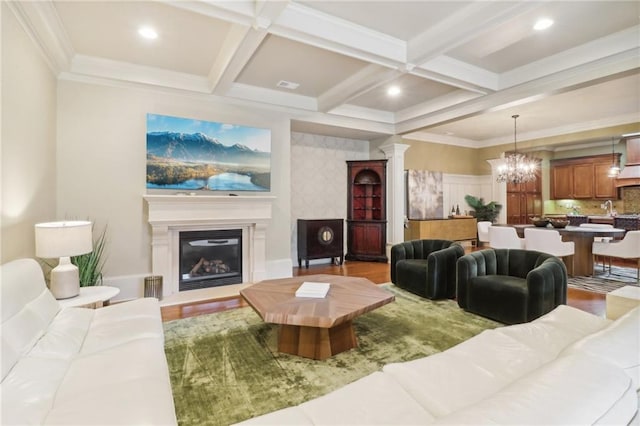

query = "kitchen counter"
[511,225,626,276]
[554,214,638,231]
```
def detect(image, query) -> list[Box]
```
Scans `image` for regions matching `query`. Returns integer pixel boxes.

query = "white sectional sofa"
[1,258,177,425]
[240,304,640,425]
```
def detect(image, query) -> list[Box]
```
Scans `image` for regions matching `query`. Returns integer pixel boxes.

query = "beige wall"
[56,80,292,284]
[1,4,57,263]
[290,132,369,265]
[401,139,487,175]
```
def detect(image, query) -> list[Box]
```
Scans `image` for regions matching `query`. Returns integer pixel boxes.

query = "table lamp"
[35,221,93,299]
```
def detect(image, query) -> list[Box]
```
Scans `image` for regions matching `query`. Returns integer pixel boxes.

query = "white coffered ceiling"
[10,0,640,147]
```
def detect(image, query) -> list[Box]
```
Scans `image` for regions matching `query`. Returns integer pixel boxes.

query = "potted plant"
[72,224,108,286]
[464,195,502,223]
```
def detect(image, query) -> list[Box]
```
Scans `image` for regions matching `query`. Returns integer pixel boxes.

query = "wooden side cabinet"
[346,160,387,262]
[297,219,344,268]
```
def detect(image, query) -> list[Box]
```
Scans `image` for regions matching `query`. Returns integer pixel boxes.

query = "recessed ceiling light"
[533,18,553,31]
[138,26,158,40]
[387,86,401,96]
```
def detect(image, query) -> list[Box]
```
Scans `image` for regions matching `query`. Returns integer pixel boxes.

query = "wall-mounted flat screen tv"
[146,113,271,192]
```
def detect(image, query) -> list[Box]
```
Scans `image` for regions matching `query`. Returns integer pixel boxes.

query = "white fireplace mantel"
[143,194,274,296]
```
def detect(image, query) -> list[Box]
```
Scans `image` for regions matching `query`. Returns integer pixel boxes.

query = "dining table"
[510,225,626,276]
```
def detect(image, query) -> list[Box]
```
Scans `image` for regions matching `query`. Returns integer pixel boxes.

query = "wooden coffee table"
[240,274,394,360]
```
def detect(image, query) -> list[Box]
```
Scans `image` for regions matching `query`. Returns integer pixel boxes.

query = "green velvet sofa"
[390,239,464,299]
[456,248,568,324]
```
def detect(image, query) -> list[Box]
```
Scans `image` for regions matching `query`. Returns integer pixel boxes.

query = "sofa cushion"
[432,354,636,425]
[48,338,176,425]
[382,305,611,418]
[1,259,60,380]
[1,356,71,425]
[28,308,94,359]
[495,304,610,354]
[81,298,164,354]
[561,306,640,390]
[239,371,437,425]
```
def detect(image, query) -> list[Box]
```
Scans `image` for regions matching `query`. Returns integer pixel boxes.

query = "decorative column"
[486,158,507,224]
[380,142,410,250]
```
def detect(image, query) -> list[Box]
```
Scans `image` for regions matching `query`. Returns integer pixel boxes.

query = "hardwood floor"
[161,253,607,321]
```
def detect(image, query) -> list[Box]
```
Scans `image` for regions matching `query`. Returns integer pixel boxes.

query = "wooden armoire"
[345,160,388,262]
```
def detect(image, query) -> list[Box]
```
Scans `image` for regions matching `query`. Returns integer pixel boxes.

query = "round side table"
[58,286,120,309]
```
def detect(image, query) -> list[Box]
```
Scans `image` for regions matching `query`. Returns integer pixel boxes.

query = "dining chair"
[524,228,575,275]
[488,226,525,249]
[592,230,640,281]
[477,221,491,247]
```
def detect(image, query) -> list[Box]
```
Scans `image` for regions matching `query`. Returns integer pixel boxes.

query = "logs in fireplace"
[179,229,242,291]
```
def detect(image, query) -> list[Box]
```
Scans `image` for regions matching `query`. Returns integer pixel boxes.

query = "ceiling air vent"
[276,80,300,90]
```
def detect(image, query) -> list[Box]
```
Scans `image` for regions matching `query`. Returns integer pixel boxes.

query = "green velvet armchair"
[456,248,568,324]
[391,239,465,299]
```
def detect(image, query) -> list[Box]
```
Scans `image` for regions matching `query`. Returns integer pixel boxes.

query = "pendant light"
[607,137,620,177]
[496,114,537,184]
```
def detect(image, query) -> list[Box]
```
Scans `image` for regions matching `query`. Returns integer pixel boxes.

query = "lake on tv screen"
[147,172,267,191]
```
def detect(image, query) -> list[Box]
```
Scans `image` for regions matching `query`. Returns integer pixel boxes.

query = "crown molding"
[6,1,73,74]
[327,104,395,125]
[225,82,318,111]
[70,55,211,93]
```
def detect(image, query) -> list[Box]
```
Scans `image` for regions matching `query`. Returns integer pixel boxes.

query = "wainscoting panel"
[443,174,493,218]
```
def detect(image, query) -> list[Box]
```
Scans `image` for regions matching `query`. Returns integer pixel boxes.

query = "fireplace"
[144,194,274,297]
[179,229,242,291]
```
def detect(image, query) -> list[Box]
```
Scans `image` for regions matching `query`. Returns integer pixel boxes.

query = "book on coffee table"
[295,282,330,298]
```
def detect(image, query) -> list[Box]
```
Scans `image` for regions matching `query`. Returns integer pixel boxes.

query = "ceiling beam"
[406,1,540,67]
[395,50,640,134]
[207,24,268,95]
[317,64,403,113]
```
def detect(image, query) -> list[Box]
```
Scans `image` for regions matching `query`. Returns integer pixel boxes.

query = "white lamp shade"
[35,221,93,258]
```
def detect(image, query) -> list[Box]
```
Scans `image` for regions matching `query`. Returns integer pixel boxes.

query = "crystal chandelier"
[496,114,537,184]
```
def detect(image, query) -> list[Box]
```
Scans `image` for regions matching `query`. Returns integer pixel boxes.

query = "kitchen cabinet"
[594,162,620,199]
[346,160,387,262]
[507,191,542,225]
[506,166,542,225]
[550,154,620,200]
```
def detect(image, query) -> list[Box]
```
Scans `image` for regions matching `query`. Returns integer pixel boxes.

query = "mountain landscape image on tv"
[146,113,271,192]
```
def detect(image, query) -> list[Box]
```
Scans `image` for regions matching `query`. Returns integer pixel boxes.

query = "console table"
[405,218,477,243]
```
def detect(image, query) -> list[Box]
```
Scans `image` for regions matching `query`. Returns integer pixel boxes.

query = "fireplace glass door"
[179,229,242,291]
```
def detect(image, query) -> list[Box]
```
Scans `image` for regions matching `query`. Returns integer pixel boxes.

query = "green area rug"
[163,285,500,425]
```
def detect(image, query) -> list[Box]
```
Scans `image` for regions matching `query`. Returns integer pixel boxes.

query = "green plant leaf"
[464,195,502,223]
[72,224,108,286]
